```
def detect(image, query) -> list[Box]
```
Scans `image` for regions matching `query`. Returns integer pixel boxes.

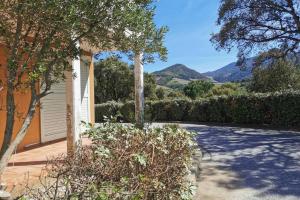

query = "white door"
[80,61,90,123]
[41,82,67,143]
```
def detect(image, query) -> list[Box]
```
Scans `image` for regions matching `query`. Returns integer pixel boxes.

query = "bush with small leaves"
[20,122,196,200]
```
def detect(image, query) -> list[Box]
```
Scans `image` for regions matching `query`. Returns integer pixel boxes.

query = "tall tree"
[183,80,214,99]
[94,57,134,103]
[94,56,158,103]
[248,59,300,92]
[211,0,300,64]
[0,0,167,177]
[144,73,157,100]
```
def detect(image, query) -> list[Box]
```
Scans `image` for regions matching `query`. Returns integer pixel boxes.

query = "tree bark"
[0,92,38,179]
[134,52,144,129]
[0,81,15,158]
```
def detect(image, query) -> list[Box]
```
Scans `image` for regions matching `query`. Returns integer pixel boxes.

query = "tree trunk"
[0,92,38,179]
[0,81,15,159]
[134,52,144,129]
[66,54,82,154]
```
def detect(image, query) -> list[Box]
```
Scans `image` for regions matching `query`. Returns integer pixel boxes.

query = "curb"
[187,147,203,199]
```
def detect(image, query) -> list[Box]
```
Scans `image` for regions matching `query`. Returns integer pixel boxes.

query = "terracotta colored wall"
[0,46,41,151]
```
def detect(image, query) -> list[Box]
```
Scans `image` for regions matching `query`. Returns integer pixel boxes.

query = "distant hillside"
[203,58,255,83]
[153,64,209,80]
[153,64,209,89]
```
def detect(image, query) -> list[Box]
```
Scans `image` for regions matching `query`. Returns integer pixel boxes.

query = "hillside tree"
[248,59,300,92]
[183,80,214,99]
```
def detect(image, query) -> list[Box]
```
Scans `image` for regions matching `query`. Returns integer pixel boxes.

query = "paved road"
[181,124,300,200]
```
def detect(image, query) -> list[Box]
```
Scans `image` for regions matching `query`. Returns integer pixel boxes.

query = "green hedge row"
[95,91,300,127]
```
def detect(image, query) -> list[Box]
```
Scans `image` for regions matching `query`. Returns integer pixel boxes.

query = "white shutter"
[80,61,90,123]
[41,82,67,143]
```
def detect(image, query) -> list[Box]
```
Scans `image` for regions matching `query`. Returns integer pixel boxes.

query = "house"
[0,42,97,152]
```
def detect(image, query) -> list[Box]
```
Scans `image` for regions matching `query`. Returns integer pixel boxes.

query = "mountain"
[153,64,209,89]
[203,58,255,83]
[153,64,209,80]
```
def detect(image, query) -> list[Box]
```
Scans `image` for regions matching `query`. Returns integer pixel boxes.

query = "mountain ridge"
[152,64,209,89]
[203,58,255,82]
[153,55,300,85]
[153,64,209,80]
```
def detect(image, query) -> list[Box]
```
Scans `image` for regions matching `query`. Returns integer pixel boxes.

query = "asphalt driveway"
[181,124,300,200]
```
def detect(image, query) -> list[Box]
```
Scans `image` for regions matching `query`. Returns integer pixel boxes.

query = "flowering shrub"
[20,123,196,200]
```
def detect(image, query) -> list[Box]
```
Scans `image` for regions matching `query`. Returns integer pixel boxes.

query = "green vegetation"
[183,80,214,99]
[182,80,247,99]
[93,0,300,132]
[96,91,300,128]
[155,87,166,100]
[248,60,300,93]
[95,58,300,130]
[22,122,196,199]
[154,64,208,90]
[166,90,187,99]
[154,64,208,81]
[206,83,248,97]
[211,0,300,64]
[94,57,158,103]
[144,73,158,100]
[94,57,134,103]
[94,58,251,104]
[0,0,168,177]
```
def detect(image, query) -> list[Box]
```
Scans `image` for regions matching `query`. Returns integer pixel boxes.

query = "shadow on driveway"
[184,125,300,198]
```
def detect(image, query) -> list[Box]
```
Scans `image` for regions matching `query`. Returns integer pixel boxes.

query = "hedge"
[95,91,300,128]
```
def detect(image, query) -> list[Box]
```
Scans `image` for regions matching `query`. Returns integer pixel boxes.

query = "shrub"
[21,123,196,200]
[95,101,123,122]
[119,101,135,122]
[183,80,214,99]
[205,83,247,97]
[248,59,300,93]
[156,87,166,100]
[166,90,186,99]
[149,99,192,122]
[95,91,300,128]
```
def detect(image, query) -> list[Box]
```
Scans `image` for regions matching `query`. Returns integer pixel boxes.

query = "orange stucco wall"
[0,46,41,151]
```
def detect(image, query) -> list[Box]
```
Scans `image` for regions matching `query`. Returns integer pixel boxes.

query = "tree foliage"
[0,0,167,176]
[206,83,247,97]
[94,57,134,103]
[211,0,300,64]
[94,57,157,103]
[155,87,166,100]
[144,73,157,100]
[183,80,214,99]
[248,59,300,92]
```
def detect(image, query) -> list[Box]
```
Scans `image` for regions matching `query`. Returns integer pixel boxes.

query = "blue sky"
[144,0,238,73]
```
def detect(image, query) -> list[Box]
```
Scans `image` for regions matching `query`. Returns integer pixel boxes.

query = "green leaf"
[133,153,147,167]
